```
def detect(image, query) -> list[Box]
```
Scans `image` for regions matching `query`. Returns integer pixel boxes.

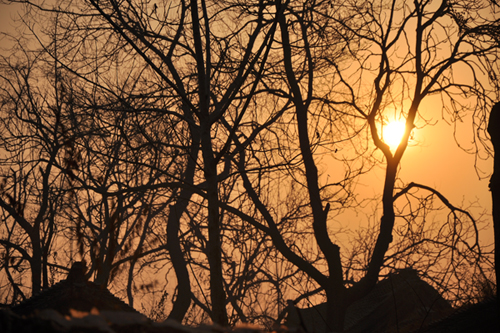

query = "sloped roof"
[10,262,140,317]
[286,269,453,333]
[420,296,499,332]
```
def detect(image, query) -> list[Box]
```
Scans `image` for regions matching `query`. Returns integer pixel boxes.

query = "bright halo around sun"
[383,120,406,151]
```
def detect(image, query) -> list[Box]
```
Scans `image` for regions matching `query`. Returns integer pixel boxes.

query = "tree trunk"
[275,1,347,328]
[167,199,193,322]
[325,284,347,332]
[30,237,42,295]
[201,126,228,326]
[487,102,500,304]
[190,0,227,323]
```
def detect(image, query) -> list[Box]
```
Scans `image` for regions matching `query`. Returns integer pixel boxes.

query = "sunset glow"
[0,0,497,330]
[383,121,406,150]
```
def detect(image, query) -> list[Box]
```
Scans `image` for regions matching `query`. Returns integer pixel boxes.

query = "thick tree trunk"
[30,243,42,295]
[190,0,227,323]
[165,94,200,321]
[94,260,112,286]
[42,229,52,290]
[325,285,347,332]
[201,127,228,326]
[94,216,117,287]
[276,1,347,329]
[366,160,397,279]
[167,201,192,322]
[487,102,500,304]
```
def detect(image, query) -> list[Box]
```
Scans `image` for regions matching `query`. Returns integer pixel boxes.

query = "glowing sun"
[383,121,406,150]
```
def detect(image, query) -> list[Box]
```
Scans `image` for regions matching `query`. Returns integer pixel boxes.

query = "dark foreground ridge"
[2,262,290,333]
[420,296,499,333]
[2,307,294,333]
[286,269,453,332]
[10,262,140,317]
[1,298,498,333]
[2,263,498,332]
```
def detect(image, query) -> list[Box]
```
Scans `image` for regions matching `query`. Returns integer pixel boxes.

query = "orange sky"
[0,1,494,246]
[0,2,23,39]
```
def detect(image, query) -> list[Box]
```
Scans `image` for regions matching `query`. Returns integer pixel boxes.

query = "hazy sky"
[0,2,23,36]
[0,2,494,246]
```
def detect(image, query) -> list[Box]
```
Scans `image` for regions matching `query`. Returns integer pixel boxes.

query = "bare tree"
[230,0,499,330]
[0,37,74,303]
[10,0,285,325]
[488,101,500,305]
[2,0,498,329]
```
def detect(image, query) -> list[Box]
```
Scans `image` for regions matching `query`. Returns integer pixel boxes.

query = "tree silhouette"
[0,38,75,301]
[488,101,500,305]
[2,0,283,325]
[236,0,499,330]
[0,0,498,330]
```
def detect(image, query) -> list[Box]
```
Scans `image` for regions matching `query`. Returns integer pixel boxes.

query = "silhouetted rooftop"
[420,296,499,332]
[286,269,453,333]
[10,261,140,317]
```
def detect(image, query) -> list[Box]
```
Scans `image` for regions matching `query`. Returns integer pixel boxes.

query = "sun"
[383,120,406,150]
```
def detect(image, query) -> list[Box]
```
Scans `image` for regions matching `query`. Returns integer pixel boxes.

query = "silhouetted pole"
[487,102,500,304]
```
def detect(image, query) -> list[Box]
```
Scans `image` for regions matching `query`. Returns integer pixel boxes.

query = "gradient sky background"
[0,2,495,247]
[1,2,24,44]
